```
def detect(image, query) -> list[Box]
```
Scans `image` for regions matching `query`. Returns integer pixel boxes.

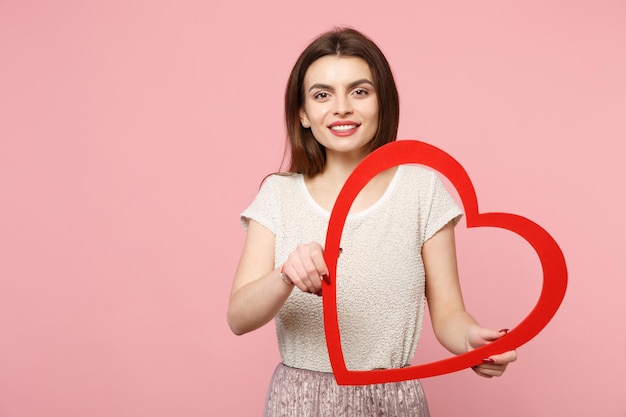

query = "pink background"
[1,1,624,416]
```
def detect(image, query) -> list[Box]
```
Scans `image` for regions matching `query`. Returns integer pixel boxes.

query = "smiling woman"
[299,56,379,163]
[227,27,517,417]
[284,28,400,178]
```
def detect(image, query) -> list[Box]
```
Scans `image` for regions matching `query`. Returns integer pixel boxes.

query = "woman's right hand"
[282,242,330,296]
[228,223,330,335]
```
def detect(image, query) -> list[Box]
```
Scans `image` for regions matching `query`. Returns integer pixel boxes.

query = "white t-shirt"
[241,164,463,372]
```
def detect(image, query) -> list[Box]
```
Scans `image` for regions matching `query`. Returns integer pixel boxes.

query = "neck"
[320,149,368,185]
[303,147,397,214]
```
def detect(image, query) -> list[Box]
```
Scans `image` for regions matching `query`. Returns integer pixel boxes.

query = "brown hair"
[284,27,400,176]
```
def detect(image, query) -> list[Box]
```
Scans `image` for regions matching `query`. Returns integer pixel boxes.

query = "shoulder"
[396,164,440,187]
[400,164,436,176]
[394,165,458,211]
[261,172,302,187]
[254,172,303,196]
[241,173,302,233]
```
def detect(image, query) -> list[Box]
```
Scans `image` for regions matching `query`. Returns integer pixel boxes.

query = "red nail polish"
[499,328,510,334]
[322,274,331,285]
[482,358,495,364]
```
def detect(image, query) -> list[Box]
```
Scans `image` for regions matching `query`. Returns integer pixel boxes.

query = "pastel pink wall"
[0,1,624,416]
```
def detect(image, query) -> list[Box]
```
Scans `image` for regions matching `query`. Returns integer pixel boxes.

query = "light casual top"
[241,164,463,372]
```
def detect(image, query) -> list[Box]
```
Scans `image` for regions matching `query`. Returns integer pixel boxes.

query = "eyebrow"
[307,78,375,92]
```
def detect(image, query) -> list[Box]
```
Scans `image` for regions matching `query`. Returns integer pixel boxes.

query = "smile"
[329,124,358,132]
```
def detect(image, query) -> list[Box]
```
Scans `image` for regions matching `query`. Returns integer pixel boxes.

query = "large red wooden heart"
[323,140,567,385]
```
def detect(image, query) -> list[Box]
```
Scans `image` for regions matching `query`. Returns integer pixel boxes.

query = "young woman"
[227,27,517,417]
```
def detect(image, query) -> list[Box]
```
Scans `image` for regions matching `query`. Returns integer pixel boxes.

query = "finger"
[473,360,509,377]
[286,249,317,293]
[298,247,323,293]
[479,327,507,343]
[471,366,494,378]
[473,351,516,378]
[474,366,503,378]
[282,259,309,293]
[487,349,518,365]
[290,245,323,294]
[308,242,330,284]
[468,327,509,350]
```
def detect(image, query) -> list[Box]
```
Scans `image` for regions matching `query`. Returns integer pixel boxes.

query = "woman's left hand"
[467,326,518,378]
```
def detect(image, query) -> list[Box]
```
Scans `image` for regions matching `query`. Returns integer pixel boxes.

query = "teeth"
[330,125,357,132]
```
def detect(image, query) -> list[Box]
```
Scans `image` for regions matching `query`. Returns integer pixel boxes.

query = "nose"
[332,95,353,116]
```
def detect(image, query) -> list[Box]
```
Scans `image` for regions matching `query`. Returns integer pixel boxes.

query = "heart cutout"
[323,140,567,385]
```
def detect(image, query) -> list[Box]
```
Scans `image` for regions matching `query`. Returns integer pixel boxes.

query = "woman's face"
[299,55,379,160]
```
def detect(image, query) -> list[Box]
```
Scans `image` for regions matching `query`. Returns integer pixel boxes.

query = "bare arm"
[423,221,476,353]
[227,220,329,335]
[423,221,517,377]
[227,220,293,335]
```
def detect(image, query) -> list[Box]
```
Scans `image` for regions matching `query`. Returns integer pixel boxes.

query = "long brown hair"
[284,27,400,177]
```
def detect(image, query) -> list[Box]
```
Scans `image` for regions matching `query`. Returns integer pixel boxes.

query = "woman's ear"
[299,109,310,128]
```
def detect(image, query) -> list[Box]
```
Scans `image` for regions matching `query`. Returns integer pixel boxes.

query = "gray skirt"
[263,363,431,417]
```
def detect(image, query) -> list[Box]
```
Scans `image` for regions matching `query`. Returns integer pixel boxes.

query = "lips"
[330,125,358,132]
[328,121,360,135]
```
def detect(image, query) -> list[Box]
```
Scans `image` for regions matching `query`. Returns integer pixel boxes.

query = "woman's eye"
[353,88,369,96]
[314,92,329,100]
